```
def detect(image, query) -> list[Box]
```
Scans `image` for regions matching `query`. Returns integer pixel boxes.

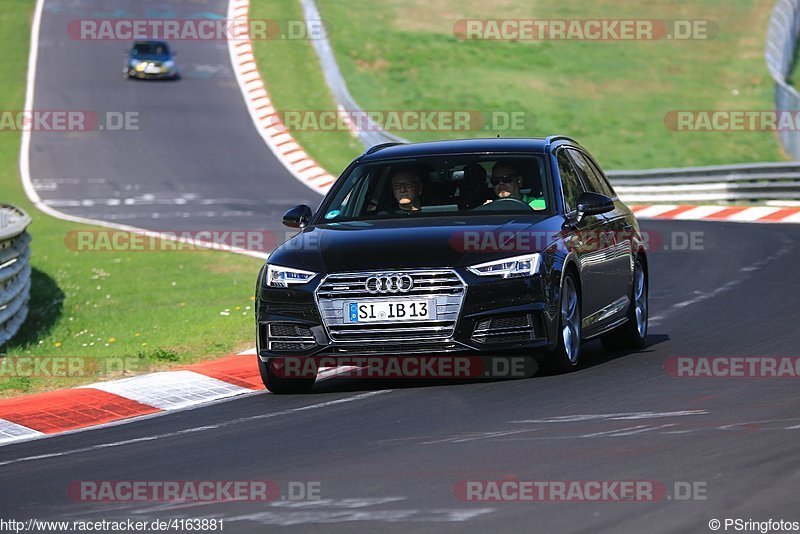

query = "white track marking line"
[578,425,651,437]
[599,424,677,437]
[510,410,708,424]
[423,429,532,444]
[18,0,45,208]
[221,507,494,525]
[0,391,389,466]
[0,419,44,445]
[82,371,252,411]
[126,496,410,515]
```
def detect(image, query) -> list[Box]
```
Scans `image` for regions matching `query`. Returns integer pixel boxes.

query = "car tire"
[545,272,582,373]
[601,258,648,351]
[258,357,316,394]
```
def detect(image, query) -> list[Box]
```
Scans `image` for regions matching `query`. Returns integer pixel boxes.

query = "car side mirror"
[576,192,614,218]
[282,205,313,228]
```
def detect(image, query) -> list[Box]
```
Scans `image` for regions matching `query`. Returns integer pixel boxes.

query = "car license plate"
[347,300,434,323]
[145,65,161,74]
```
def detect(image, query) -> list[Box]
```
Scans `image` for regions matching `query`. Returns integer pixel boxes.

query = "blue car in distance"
[124,40,179,80]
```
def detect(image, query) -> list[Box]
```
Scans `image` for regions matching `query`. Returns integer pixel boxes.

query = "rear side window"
[568,149,614,198]
[556,150,584,212]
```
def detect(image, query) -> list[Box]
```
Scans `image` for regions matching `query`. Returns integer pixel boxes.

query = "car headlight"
[266,264,317,287]
[130,59,141,67]
[163,60,175,70]
[467,253,541,278]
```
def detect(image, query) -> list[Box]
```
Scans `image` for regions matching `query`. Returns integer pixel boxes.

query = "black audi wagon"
[256,136,648,393]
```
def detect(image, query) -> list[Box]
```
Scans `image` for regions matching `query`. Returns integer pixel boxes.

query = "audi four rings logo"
[365,274,414,294]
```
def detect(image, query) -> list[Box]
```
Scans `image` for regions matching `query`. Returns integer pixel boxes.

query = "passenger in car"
[486,162,546,210]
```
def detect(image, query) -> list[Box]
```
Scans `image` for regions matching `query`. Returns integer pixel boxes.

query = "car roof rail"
[362,142,405,156]
[545,134,578,147]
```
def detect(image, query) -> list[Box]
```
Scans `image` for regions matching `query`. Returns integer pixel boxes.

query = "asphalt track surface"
[30,0,321,233]
[9,0,800,532]
[2,218,799,532]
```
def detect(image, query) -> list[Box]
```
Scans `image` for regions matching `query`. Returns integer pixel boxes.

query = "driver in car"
[384,166,424,214]
[487,162,546,210]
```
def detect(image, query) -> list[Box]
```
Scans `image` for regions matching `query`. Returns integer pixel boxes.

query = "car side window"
[568,149,614,198]
[585,156,618,199]
[556,149,584,213]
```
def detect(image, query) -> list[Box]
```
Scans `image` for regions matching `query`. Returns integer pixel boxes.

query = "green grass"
[255,0,784,170]
[250,0,363,175]
[0,3,264,397]
[786,39,800,87]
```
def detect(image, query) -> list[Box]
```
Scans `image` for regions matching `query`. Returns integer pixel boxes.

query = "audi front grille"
[314,269,466,352]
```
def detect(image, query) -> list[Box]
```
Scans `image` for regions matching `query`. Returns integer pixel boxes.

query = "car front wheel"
[258,357,316,394]
[545,273,582,372]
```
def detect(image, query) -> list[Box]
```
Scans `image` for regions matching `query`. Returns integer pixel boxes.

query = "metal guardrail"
[766,0,800,159]
[302,0,800,203]
[0,204,32,349]
[606,161,800,203]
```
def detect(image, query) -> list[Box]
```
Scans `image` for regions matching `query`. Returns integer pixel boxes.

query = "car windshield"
[317,155,552,223]
[132,42,170,57]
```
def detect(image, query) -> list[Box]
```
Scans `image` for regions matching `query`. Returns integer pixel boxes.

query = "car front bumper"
[255,268,559,362]
[126,67,178,79]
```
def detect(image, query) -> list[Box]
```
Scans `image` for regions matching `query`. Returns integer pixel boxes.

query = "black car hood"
[267,215,564,273]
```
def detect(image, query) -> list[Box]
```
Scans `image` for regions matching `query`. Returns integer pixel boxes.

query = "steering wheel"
[492,197,530,206]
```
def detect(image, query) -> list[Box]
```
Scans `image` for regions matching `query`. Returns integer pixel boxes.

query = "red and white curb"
[227,0,336,196]
[0,350,350,446]
[630,204,800,223]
